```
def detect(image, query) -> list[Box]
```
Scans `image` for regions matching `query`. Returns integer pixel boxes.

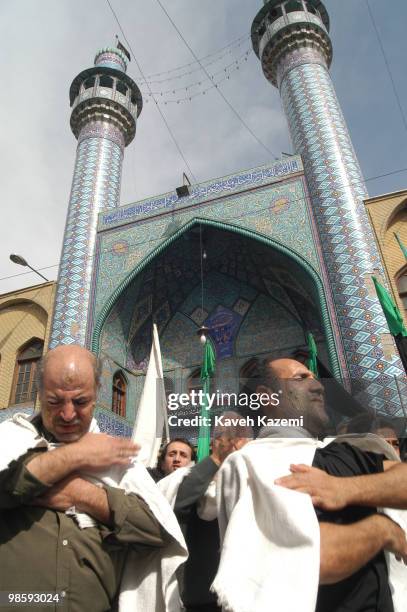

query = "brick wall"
[365,190,407,325]
[0,282,56,410]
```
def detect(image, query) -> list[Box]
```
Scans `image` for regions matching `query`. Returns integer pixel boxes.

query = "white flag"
[132,324,169,467]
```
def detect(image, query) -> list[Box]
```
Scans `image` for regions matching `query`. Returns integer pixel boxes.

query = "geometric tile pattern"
[279,53,405,412]
[96,229,326,422]
[95,407,132,437]
[100,158,303,229]
[49,121,125,347]
[92,174,317,322]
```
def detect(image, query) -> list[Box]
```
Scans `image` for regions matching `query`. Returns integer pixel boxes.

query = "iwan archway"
[91,219,341,432]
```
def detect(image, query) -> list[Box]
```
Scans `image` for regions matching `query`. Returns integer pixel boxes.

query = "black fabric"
[313,442,393,612]
[185,604,221,612]
[147,466,166,482]
[30,413,59,443]
[174,457,220,607]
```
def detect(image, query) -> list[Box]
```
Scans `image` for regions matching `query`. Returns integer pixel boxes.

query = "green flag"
[197,338,216,461]
[372,276,407,337]
[306,332,319,377]
[394,233,407,261]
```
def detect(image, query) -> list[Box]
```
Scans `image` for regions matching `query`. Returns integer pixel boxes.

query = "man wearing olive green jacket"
[0,345,171,612]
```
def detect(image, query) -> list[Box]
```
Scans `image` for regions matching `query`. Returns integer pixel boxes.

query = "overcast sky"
[1,0,406,295]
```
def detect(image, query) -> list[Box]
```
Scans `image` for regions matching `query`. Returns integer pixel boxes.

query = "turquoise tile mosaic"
[251,1,404,414]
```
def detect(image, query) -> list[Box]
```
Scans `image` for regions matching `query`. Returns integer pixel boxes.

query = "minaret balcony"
[258,11,327,59]
[72,85,138,120]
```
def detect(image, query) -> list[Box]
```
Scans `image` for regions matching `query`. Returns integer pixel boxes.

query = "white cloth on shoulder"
[157,462,218,523]
[214,437,322,612]
[213,434,407,612]
[157,465,192,506]
[0,413,187,612]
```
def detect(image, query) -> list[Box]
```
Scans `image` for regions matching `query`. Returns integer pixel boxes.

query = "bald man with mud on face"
[0,345,171,612]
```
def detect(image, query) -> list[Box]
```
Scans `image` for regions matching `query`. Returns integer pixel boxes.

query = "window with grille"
[11,339,44,405]
[112,371,127,417]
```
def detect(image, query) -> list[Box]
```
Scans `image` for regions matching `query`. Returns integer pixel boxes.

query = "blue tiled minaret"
[49,48,142,347]
[252,1,404,411]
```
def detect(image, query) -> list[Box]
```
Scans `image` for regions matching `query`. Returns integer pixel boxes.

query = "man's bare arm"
[320,514,407,584]
[26,433,140,486]
[276,462,407,511]
[34,476,171,546]
[34,475,112,525]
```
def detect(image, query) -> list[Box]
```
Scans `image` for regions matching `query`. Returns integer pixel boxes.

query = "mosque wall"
[91,158,338,434]
[90,158,321,326]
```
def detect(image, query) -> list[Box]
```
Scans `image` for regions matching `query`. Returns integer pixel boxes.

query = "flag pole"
[306,332,319,377]
[197,337,216,461]
[394,233,407,262]
[131,323,169,466]
[372,276,407,374]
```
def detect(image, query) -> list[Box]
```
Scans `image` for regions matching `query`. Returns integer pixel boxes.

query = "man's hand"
[275,464,351,511]
[381,515,407,563]
[73,433,140,472]
[27,434,140,486]
[319,514,407,584]
[211,435,250,466]
[211,435,235,466]
[34,474,111,525]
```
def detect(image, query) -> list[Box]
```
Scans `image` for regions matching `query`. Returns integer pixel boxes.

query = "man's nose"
[310,378,324,395]
[60,402,76,421]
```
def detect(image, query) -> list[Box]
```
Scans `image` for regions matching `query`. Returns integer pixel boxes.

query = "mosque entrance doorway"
[95,223,337,440]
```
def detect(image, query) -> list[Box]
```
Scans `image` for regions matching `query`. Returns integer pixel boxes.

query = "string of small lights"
[142,49,251,104]
[154,0,276,157]
[141,36,250,85]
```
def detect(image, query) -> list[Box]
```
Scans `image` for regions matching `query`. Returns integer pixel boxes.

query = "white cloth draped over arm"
[212,438,321,612]
[0,413,188,612]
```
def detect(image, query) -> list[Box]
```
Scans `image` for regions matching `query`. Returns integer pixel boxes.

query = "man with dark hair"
[0,345,174,612]
[214,358,407,612]
[148,438,196,482]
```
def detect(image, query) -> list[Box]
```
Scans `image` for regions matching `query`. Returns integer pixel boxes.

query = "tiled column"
[49,123,124,346]
[252,2,404,412]
[49,47,142,348]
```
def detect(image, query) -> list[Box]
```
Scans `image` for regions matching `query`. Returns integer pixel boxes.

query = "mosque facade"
[48,1,406,438]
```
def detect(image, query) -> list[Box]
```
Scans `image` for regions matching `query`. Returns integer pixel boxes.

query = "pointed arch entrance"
[92,218,340,378]
[91,219,342,436]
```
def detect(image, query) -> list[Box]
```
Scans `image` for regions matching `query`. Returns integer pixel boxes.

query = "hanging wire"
[140,48,251,97]
[142,34,249,80]
[155,0,278,159]
[2,164,407,285]
[200,223,204,313]
[105,0,198,183]
[142,36,250,84]
[144,53,251,105]
[365,0,407,134]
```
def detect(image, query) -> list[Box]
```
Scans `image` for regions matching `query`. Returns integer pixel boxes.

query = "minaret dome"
[69,47,142,146]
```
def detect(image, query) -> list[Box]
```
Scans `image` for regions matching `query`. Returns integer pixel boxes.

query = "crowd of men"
[0,344,406,612]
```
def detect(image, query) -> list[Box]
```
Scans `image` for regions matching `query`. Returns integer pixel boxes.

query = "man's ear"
[255,384,280,417]
[256,384,273,396]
